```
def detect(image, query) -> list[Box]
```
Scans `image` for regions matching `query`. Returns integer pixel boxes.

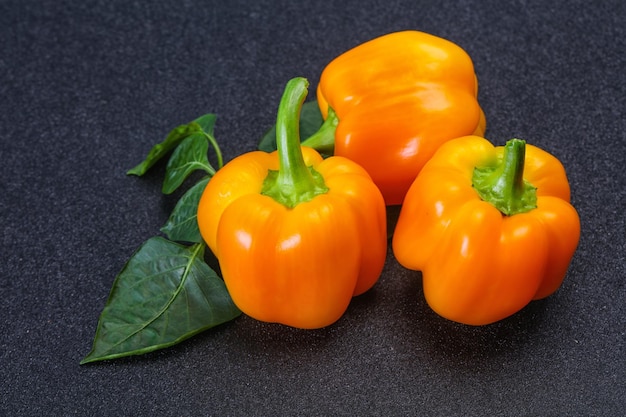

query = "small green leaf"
[258,100,324,152]
[192,113,217,137]
[162,133,214,195]
[161,177,210,243]
[127,124,200,176]
[81,237,241,364]
[192,113,224,170]
[127,114,218,176]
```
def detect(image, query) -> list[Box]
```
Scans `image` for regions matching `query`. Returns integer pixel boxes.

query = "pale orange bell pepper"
[302,31,486,205]
[392,136,580,325]
[197,78,387,329]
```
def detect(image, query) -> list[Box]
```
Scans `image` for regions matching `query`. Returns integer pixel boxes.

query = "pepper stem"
[261,78,329,208]
[472,139,537,216]
[300,107,339,154]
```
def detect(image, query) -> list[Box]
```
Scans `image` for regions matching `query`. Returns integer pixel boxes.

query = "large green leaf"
[258,100,324,152]
[81,237,241,364]
[161,177,210,243]
[162,133,213,194]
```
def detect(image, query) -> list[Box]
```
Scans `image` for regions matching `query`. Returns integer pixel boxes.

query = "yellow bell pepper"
[197,78,387,329]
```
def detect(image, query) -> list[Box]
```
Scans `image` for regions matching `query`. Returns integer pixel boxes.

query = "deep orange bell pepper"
[392,136,580,325]
[197,77,387,329]
[302,30,486,205]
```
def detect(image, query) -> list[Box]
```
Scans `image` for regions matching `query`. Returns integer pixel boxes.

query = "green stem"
[261,78,329,208]
[300,107,339,154]
[472,139,537,216]
[203,131,224,170]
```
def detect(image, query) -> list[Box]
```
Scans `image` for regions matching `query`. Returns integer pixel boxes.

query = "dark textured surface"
[1,1,624,416]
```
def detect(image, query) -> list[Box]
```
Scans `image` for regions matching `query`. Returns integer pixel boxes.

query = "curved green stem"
[198,161,216,177]
[261,77,328,208]
[203,131,224,170]
[472,139,537,216]
[301,107,339,154]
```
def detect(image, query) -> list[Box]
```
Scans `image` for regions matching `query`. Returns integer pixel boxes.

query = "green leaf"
[162,133,214,195]
[127,124,200,176]
[193,113,217,137]
[194,114,224,170]
[161,177,210,243]
[258,100,324,152]
[127,114,218,176]
[81,237,241,364]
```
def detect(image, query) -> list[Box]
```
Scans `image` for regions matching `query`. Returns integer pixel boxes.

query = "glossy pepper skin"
[392,136,580,325]
[306,30,486,205]
[197,78,387,329]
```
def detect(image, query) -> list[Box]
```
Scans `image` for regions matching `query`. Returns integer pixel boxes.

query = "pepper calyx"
[472,138,537,216]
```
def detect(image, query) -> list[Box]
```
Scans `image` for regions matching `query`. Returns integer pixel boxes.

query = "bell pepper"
[197,77,387,329]
[302,30,486,205]
[392,136,580,325]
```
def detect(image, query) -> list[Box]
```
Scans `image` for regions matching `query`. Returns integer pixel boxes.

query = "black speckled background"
[2,1,624,415]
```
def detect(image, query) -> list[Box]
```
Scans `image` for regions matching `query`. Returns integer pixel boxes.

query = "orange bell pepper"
[302,30,486,205]
[197,77,387,329]
[392,136,580,325]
